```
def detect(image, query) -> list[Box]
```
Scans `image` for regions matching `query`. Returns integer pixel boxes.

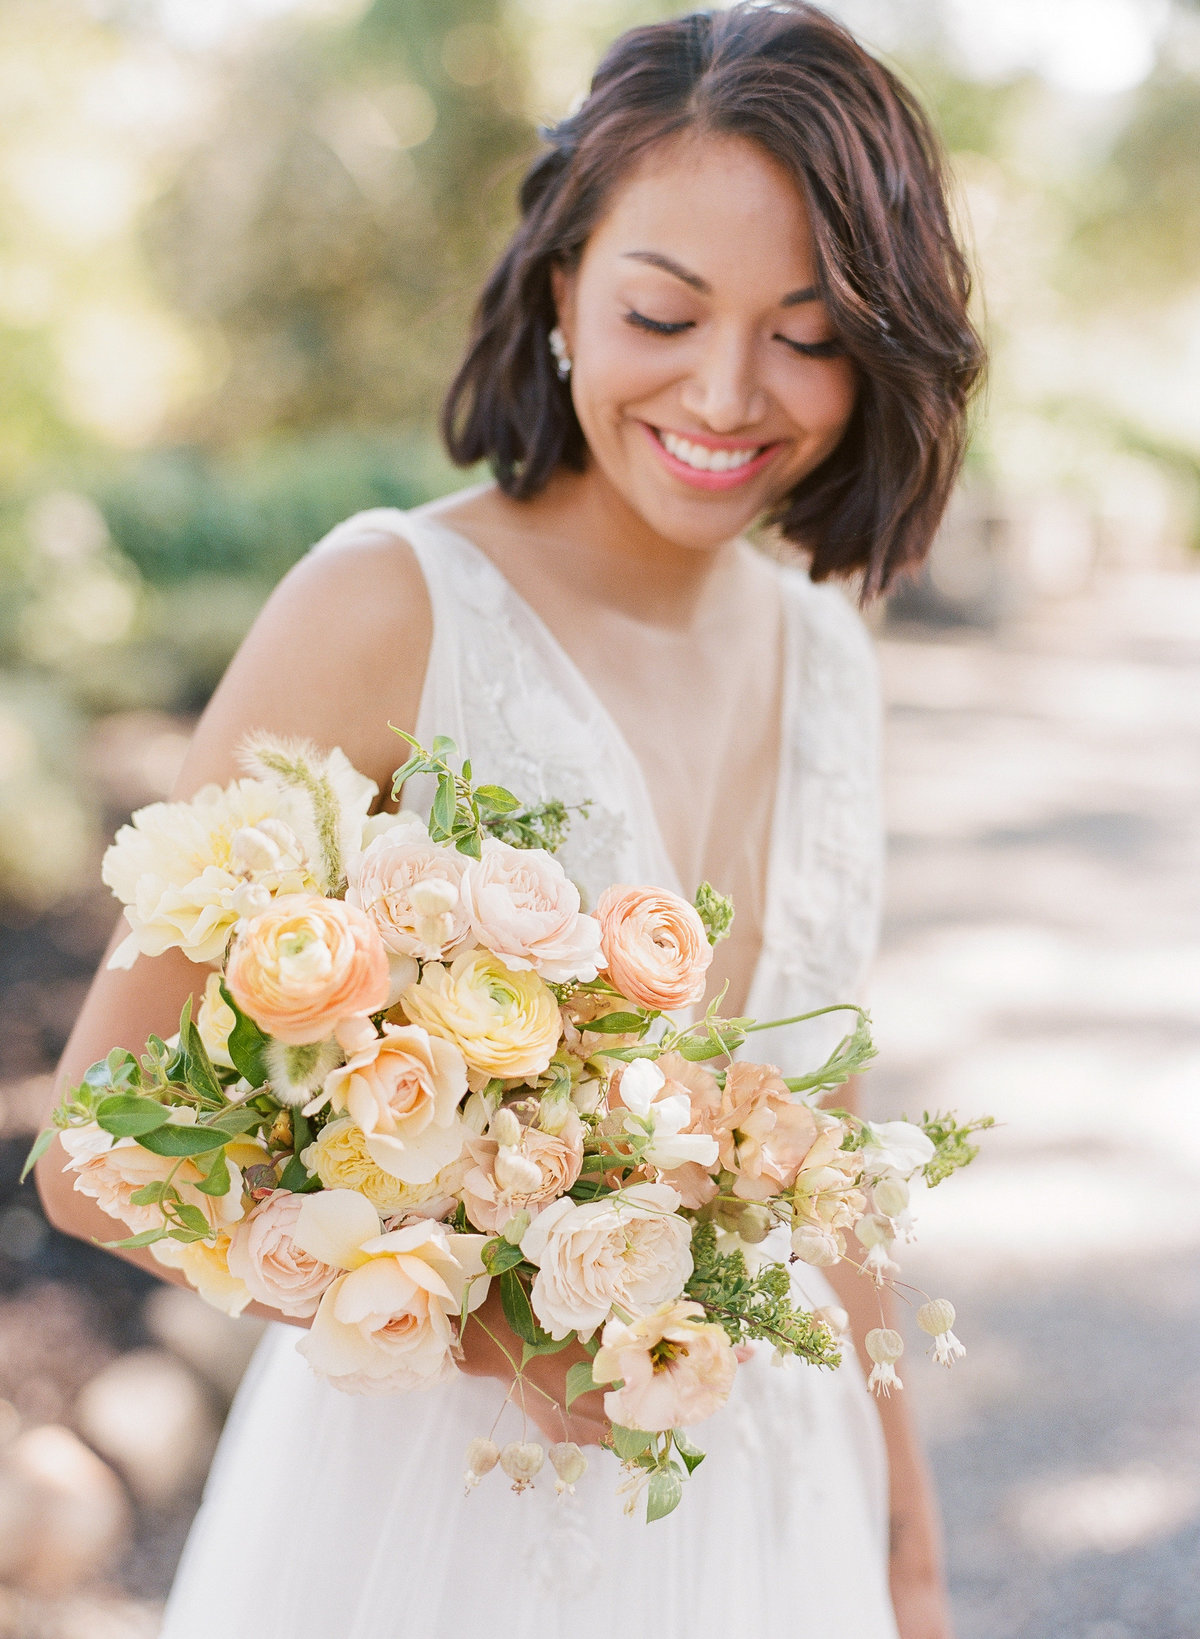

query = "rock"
[73,1349,219,1507]
[145,1284,266,1402]
[0,1423,130,1591]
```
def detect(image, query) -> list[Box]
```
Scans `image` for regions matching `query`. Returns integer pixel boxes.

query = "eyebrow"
[621,250,819,307]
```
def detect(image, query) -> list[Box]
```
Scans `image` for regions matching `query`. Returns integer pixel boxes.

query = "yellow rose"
[196,971,237,1069]
[399,950,562,1083]
[152,1231,252,1317]
[302,1117,462,1218]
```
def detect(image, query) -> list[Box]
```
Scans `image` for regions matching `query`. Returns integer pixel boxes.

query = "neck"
[486,465,745,629]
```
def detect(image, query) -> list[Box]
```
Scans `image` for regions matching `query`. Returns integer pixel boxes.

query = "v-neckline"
[406,503,799,1020]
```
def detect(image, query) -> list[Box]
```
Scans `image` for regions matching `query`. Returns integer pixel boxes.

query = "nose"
[678,327,767,433]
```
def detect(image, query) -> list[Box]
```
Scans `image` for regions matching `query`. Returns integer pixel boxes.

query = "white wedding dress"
[160,503,897,1639]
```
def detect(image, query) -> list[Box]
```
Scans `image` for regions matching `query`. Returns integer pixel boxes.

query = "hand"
[457,1281,609,1446]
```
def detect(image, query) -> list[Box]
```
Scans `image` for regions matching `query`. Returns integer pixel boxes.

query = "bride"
[39,4,982,1635]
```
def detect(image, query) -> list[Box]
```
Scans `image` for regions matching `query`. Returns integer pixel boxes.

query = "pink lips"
[639,422,780,491]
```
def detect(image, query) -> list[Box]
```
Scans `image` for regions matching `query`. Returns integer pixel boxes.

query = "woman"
[39,5,982,1635]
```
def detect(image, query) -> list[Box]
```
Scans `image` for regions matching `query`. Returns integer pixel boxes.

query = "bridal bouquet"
[27,730,988,1520]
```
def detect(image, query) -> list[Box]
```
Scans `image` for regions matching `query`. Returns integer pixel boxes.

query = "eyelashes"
[622,309,844,358]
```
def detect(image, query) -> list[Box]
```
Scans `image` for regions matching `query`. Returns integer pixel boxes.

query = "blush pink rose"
[347,833,470,961]
[594,885,712,1012]
[715,1061,820,1202]
[320,1022,468,1184]
[226,893,390,1045]
[59,1122,245,1237]
[459,841,602,983]
[592,1299,738,1431]
[459,1110,584,1235]
[226,1190,340,1318]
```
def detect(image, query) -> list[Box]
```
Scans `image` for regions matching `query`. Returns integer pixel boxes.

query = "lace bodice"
[314,503,883,1068]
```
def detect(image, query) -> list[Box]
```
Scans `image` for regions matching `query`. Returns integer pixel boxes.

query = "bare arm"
[35,531,432,1311]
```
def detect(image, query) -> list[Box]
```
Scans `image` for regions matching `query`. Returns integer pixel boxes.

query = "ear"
[550,261,577,351]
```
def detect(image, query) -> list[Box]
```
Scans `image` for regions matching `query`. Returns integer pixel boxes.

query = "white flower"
[617,1058,720,1172]
[519,1182,692,1340]
[294,1190,489,1394]
[102,779,317,968]
[865,1327,905,1397]
[859,1120,935,1180]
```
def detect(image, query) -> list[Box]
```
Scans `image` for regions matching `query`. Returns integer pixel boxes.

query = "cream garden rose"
[319,1023,468,1184]
[400,950,562,1083]
[59,1122,247,1238]
[459,841,603,983]
[592,1300,737,1432]
[226,1190,340,1318]
[196,970,237,1070]
[301,1117,464,1218]
[294,1190,489,1395]
[594,885,712,1011]
[519,1182,692,1340]
[347,830,471,961]
[226,893,390,1045]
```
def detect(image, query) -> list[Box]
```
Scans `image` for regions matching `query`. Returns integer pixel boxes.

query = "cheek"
[783,359,858,440]
[571,317,675,430]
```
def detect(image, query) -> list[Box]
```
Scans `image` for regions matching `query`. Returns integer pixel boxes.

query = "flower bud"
[501,1210,531,1244]
[464,1437,500,1486]
[736,1204,774,1244]
[489,1108,522,1148]
[917,1298,956,1337]
[865,1328,904,1365]
[873,1176,910,1219]
[854,1213,893,1250]
[494,1146,543,1194]
[549,1441,588,1493]
[231,825,284,874]
[409,877,459,916]
[791,1224,840,1267]
[499,1441,544,1491]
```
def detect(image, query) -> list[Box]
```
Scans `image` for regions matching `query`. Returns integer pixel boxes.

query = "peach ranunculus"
[318,1023,468,1184]
[459,1108,584,1235]
[346,829,471,961]
[301,1117,465,1218]
[594,885,712,1012]
[711,1061,821,1203]
[592,1299,738,1432]
[59,1122,247,1239]
[226,1190,340,1318]
[519,1181,692,1340]
[294,1190,489,1395]
[399,949,562,1084]
[225,893,390,1045]
[459,841,603,983]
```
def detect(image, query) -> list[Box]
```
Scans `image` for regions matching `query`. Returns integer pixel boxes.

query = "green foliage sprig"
[693,881,734,946]
[685,1220,842,1368]
[913,1110,997,1187]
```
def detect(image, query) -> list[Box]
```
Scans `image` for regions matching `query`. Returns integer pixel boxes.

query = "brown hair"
[441,2,984,597]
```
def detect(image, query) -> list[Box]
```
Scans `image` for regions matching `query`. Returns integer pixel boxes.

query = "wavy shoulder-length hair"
[442,2,984,597]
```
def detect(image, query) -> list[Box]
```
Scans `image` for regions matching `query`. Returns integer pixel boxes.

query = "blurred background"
[0,0,1197,1633]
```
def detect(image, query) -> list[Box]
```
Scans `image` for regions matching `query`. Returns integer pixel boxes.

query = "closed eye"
[776,334,843,359]
[624,309,693,337]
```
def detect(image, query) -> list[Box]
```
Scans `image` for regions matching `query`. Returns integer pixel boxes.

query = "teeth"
[659,430,762,472]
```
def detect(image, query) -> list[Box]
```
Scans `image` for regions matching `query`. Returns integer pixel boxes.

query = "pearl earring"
[548,325,572,380]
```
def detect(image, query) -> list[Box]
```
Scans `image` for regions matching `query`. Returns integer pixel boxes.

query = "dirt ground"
[1,568,1197,1637]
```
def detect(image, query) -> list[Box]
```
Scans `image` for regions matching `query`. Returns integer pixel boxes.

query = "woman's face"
[553,130,858,552]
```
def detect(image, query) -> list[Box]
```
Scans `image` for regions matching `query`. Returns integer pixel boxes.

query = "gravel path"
[871,573,1200,1639]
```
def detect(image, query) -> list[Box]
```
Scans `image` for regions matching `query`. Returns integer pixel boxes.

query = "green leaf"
[95,1094,170,1138]
[499,1269,552,1347]
[609,1424,654,1461]
[431,734,458,761]
[102,1226,169,1250]
[182,1018,223,1106]
[172,1203,212,1236]
[221,983,270,1087]
[565,1360,597,1410]
[455,831,482,860]
[194,1147,231,1196]
[279,1154,320,1193]
[19,1125,58,1183]
[646,1466,684,1522]
[582,1011,646,1034]
[137,1123,231,1157]
[431,774,456,836]
[671,1430,706,1474]
[128,1179,172,1206]
[480,1238,525,1276]
[208,1106,265,1137]
[82,1058,116,1094]
[473,784,521,814]
[520,1337,572,1367]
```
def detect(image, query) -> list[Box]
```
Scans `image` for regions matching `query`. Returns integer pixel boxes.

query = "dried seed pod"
[489,1108,522,1148]
[873,1176,910,1219]
[917,1299,966,1366]
[549,1441,588,1493]
[864,1327,904,1398]
[464,1437,500,1491]
[790,1224,840,1267]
